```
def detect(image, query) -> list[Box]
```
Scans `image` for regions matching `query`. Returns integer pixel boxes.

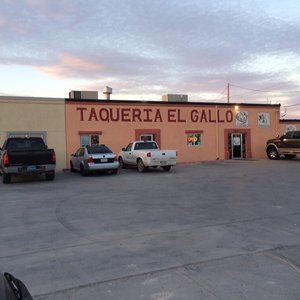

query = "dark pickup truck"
[266,130,300,159]
[0,137,56,183]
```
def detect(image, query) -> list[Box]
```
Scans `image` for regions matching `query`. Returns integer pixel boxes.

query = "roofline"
[0,95,64,102]
[0,95,281,108]
[65,98,281,108]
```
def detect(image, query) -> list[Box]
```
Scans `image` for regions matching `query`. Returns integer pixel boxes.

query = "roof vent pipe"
[103,86,112,100]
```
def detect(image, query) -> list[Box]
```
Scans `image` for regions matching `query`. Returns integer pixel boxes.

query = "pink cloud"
[0,17,6,28]
[39,54,106,78]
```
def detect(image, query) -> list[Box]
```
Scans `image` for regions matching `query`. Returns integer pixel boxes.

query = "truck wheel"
[45,172,55,181]
[2,173,11,184]
[162,166,171,172]
[119,157,126,169]
[285,155,296,159]
[267,147,279,160]
[137,159,145,173]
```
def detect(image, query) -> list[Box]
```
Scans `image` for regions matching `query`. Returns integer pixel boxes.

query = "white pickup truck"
[118,141,177,172]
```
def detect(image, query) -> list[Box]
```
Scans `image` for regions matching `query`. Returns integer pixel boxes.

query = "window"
[6,137,46,151]
[80,134,99,147]
[294,131,300,139]
[86,145,112,154]
[187,133,201,146]
[75,148,84,157]
[134,142,158,150]
[7,131,47,142]
[285,131,294,139]
[125,143,133,151]
[135,129,161,148]
[140,134,154,142]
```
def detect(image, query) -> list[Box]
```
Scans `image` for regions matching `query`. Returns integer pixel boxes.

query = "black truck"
[0,137,56,184]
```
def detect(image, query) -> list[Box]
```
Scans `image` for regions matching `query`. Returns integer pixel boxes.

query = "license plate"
[160,161,167,166]
[101,158,108,163]
[27,166,37,171]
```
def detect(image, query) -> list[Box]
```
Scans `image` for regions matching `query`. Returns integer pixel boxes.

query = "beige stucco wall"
[0,97,67,170]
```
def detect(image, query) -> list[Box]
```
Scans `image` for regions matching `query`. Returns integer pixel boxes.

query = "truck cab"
[266,131,300,159]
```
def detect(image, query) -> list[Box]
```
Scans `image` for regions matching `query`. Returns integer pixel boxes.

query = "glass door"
[231,133,244,159]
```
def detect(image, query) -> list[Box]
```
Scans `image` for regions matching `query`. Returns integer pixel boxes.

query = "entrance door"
[230,133,245,159]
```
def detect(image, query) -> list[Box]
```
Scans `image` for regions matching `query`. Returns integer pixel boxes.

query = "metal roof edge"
[65,98,281,107]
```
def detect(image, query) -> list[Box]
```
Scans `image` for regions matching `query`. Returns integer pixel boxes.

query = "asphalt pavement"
[0,159,300,299]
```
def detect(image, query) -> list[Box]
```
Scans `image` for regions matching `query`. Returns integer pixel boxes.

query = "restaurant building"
[1,93,299,171]
[65,95,281,166]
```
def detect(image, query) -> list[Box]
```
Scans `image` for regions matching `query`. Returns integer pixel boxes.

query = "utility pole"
[227,83,230,103]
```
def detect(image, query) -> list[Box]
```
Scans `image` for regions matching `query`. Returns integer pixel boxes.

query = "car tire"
[267,147,279,160]
[162,166,171,172]
[80,164,88,176]
[119,157,126,169]
[137,159,145,173]
[70,161,75,172]
[2,172,11,184]
[45,172,55,181]
[111,168,118,174]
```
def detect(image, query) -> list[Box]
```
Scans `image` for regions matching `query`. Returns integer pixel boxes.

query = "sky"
[1,0,300,118]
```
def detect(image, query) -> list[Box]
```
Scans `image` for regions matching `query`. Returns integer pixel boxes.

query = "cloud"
[0,0,300,114]
[39,54,106,78]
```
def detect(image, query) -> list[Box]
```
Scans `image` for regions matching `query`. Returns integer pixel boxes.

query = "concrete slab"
[0,160,300,299]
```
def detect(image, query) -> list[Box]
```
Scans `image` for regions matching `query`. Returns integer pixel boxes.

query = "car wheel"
[267,147,279,160]
[111,168,118,174]
[45,172,55,181]
[285,154,296,159]
[119,157,126,169]
[70,161,75,172]
[2,172,11,184]
[137,159,145,173]
[80,164,88,176]
[162,166,171,172]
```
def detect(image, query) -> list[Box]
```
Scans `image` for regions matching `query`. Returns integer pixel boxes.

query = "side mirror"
[71,153,75,157]
[122,147,126,151]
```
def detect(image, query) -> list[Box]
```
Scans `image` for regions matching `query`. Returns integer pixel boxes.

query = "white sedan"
[70,145,119,175]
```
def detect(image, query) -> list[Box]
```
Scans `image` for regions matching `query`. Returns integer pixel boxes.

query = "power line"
[230,84,272,93]
[211,85,228,102]
[284,103,300,108]
[228,82,300,105]
[230,83,300,95]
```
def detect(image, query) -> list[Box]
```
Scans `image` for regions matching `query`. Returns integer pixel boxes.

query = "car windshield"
[6,138,46,150]
[87,145,112,154]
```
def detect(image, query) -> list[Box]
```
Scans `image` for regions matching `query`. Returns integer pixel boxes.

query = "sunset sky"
[1,0,300,118]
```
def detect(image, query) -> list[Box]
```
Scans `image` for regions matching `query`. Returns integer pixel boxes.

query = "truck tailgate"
[7,150,55,166]
[150,150,177,161]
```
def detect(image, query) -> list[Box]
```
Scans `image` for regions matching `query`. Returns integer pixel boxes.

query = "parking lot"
[1,159,300,299]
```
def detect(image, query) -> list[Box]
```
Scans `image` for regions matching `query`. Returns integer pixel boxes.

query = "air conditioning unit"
[69,91,98,100]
